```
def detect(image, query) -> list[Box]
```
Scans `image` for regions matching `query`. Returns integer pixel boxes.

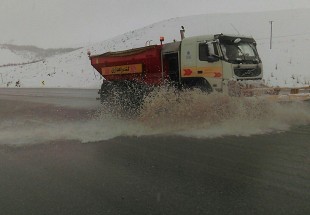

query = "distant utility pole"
[269,21,274,49]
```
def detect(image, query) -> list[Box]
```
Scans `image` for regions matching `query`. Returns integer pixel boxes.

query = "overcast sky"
[1,0,309,48]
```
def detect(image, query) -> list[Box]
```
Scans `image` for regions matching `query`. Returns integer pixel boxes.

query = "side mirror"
[207,42,216,56]
[207,42,219,62]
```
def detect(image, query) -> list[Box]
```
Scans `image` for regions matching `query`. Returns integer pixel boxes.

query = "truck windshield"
[220,42,259,64]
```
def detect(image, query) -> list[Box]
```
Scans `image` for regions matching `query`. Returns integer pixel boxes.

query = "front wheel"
[194,78,213,93]
[181,77,213,93]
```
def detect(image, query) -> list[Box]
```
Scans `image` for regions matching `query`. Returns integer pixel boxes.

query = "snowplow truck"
[89,32,263,106]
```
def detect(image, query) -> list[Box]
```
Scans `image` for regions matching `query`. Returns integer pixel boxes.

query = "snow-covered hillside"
[0,9,309,88]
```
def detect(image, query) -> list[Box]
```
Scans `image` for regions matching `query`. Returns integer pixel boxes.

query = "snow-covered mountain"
[0,44,80,64]
[0,9,309,88]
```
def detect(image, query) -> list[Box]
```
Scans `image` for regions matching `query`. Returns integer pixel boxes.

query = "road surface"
[0,88,309,215]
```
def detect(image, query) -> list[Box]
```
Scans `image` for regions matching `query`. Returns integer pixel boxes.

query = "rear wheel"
[100,80,113,104]
[99,80,149,116]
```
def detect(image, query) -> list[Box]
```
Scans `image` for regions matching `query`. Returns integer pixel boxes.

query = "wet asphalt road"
[0,88,309,215]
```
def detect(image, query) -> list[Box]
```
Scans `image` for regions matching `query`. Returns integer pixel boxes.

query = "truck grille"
[234,67,261,78]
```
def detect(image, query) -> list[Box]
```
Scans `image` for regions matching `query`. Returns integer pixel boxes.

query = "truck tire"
[100,80,148,117]
[181,77,213,93]
[100,80,113,104]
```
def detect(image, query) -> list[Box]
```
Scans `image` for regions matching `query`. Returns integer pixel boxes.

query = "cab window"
[199,43,218,61]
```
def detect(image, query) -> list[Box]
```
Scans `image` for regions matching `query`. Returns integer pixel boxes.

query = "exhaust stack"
[180,26,185,40]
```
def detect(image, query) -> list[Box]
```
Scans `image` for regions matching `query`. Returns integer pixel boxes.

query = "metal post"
[269,21,273,49]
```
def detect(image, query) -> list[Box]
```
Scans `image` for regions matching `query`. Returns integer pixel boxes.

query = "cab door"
[196,41,223,91]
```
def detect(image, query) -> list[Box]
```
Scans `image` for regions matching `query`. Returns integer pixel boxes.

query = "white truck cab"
[178,34,263,94]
